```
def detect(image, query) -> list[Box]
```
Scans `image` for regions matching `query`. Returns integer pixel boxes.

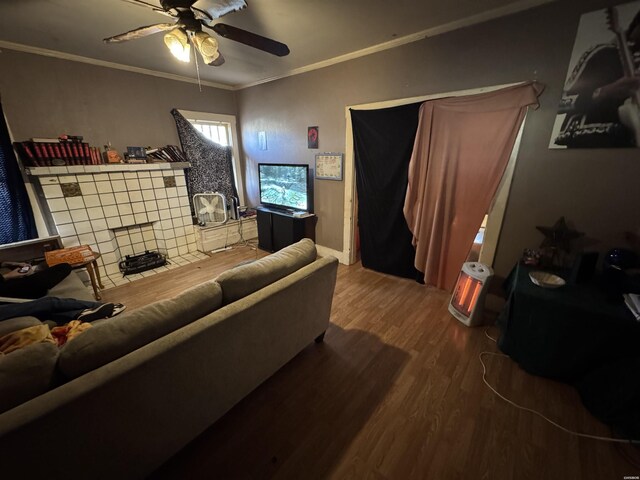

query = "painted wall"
[236,0,640,276]
[0,50,236,155]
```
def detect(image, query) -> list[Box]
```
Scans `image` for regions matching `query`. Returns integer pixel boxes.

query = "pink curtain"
[403,82,543,291]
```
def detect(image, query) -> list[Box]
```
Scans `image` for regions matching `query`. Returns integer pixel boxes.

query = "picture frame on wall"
[307,126,319,149]
[315,153,343,181]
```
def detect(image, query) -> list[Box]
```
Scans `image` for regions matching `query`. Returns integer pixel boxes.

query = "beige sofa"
[0,239,338,479]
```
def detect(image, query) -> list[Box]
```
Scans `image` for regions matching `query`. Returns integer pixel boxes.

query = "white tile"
[121,214,135,226]
[163,170,174,176]
[118,204,133,215]
[111,180,127,192]
[151,177,164,188]
[123,172,138,179]
[142,189,155,201]
[66,196,85,210]
[83,195,101,208]
[70,209,89,222]
[103,205,119,217]
[117,235,132,246]
[102,252,118,265]
[135,213,148,224]
[100,193,116,206]
[168,197,180,209]
[179,196,189,207]
[143,200,157,211]
[178,245,189,255]
[150,171,163,177]
[120,245,134,257]
[115,191,129,204]
[129,232,143,244]
[175,175,186,186]
[137,171,151,178]
[166,238,177,249]
[142,230,155,241]
[67,166,85,174]
[78,233,96,245]
[148,211,160,222]
[61,235,80,247]
[125,179,141,190]
[49,166,68,175]
[76,174,95,182]
[59,175,77,183]
[105,264,121,276]
[107,217,122,229]
[84,166,101,173]
[165,187,177,198]
[74,221,92,234]
[93,173,109,182]
[156,199,169,210]
[171,208,181,218]
[168,248,179,257]
[47,198,68,212]
[92,219,109,232]
[132,202,146,214]
[96,181,113,194]
[139,178,153,189]
[42,184,63,199]
[181,206,191,216]
[129,190,143,202]
[177,186,188,197]
[57,223,76,237]
[109,172,124,180]
[176,236,187,247]
[80,182,98,195]
[52,211,72,225]
[154,188,167,199]
[41,176,59,184]
[87,206,105,219]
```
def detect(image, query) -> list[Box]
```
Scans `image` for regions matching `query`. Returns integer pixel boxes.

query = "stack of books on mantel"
[15,136,102,167]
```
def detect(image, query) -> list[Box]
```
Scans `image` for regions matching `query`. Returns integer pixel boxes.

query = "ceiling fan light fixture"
[193,31,219,60]
[163,28,191,62]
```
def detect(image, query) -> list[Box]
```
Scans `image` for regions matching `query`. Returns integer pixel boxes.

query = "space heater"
[448,262,493,327]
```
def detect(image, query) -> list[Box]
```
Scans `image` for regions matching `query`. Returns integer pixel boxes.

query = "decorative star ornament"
[536,216,584,253]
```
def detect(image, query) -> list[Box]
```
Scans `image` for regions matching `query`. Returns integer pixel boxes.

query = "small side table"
[70,251,105,300]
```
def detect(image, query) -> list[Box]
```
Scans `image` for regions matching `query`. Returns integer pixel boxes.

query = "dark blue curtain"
[0,101,37,244]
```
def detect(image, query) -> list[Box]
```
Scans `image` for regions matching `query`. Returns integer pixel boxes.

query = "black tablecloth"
[497,263,640,382]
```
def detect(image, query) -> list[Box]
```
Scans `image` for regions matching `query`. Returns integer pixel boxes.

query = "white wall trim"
[0,40,234,91]
[316,244,348,265]
[236,0,554,89]
[342,82,524,266]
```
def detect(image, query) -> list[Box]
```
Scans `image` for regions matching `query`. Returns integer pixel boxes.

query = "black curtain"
[351,103,423,280]
[171,109,238,210]
[0,101,37,244]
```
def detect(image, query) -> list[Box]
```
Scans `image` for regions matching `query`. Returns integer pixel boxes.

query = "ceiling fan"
[103,0,290,67]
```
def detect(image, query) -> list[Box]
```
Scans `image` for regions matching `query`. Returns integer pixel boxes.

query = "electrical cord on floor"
[480,334,640,446]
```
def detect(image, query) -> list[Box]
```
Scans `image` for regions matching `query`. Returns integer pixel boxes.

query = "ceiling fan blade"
[103,23,177,43]
[193,0,247,19]
[211,23,290,56]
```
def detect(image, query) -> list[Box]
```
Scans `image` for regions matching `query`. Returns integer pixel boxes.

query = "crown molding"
[235,0,555,89]
[0,0,554,92]
[0,40,234,91]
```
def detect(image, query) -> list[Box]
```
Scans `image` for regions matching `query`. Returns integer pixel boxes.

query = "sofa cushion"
[58,280,222,379]
[216,238,317,304]
[0,342,59,414]
[0,316,42,337]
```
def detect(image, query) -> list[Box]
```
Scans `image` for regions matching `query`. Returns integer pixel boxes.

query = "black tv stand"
[256,206,317,252]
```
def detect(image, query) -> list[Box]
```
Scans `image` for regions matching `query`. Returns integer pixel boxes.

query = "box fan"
[194,192,227,226]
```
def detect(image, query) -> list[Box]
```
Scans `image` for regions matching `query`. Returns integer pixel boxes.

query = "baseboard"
[316,244,348,265]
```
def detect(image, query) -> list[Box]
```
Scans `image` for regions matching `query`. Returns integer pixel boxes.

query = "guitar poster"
[549,1,640,149]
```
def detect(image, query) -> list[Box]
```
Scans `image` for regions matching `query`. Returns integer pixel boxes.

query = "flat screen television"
[258,163,311,212]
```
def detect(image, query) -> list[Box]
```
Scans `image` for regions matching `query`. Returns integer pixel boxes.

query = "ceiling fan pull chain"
[192,34,202,92]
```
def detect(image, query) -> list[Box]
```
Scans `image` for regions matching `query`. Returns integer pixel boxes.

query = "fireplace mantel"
[24,162,191,176]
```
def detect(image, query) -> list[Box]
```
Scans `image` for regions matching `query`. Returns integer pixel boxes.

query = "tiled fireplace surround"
[28,163,209,289]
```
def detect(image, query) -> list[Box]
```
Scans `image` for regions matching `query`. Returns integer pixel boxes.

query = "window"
[178,110,245,206]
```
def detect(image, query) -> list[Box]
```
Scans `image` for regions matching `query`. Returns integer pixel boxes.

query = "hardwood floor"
[104,247,638,479]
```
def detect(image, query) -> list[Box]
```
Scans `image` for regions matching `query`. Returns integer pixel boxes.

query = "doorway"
[343,82,526,269]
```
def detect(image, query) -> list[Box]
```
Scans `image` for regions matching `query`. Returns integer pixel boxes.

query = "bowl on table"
[529,271,566,288]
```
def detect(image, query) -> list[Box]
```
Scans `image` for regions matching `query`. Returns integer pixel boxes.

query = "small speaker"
[569,252,598,284]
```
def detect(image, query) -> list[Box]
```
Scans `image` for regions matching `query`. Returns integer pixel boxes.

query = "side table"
[70,251,105,300]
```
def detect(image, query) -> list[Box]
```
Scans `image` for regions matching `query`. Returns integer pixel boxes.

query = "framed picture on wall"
[315,153,343,180]
[308,126,319,149]
[549,0,640,149]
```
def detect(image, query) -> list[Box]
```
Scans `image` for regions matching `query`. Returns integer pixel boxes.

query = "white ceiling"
[0,0,551,89]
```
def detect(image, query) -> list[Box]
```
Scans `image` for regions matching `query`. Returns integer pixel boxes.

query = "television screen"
[259,163,309,211]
